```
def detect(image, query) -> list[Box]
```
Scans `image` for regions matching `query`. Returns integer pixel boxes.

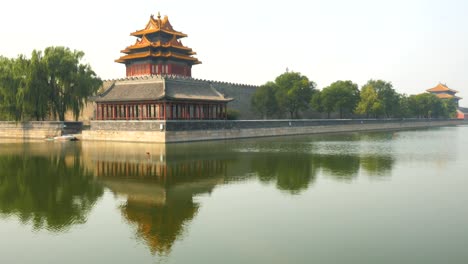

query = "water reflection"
[0,142,103,232]
[79,134,396,254]
[81,142,224,255]
[0,133,399,255]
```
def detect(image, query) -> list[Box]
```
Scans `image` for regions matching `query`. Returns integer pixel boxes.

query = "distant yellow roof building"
[426,83,462,105]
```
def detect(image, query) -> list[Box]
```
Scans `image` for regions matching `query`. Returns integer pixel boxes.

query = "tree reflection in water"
[84,133,396,254]
[0,143,103,232]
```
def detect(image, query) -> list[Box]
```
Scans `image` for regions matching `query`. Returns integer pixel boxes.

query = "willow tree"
[0,56,29,121]
[42,47,102,121]
[24,50,50,121]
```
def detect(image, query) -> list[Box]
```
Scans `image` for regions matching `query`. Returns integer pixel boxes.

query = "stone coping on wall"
[0,121,83,139]
[89,118,463,131]
[83,119,464,143]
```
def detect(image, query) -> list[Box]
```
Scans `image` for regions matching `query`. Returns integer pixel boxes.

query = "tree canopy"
[356,80,400,118]
[355,84,381,118]
[0,47,101,121]
[251,81,279,119]
[312,80,360,118]
[250,72,316,119]
[274,72,316,119]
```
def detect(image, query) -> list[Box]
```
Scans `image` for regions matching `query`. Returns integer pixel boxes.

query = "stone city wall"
[209,81,258,119]
[82,119,463,143]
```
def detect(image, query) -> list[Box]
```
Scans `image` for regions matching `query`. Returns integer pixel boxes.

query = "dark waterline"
[1,126,467,263]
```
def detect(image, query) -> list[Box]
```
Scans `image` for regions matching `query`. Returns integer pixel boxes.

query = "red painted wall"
[126,63,192,77]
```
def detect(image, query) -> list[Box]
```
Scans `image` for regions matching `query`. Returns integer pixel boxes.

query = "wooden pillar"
[170,103,174,120]
[145,104,151,119]
[140,104,143,120]
[116,105,120,120]
[157,104,160,120]
[127,105,130,120]
[225,105,228,119]
[188,104,192,120]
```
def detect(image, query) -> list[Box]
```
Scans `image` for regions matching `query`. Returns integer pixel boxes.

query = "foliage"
[274,72,316,119]
[251,82,279,119]
[371,80,400,118]
[355,84,382,118]
[24,50,50,120]
[43,47,102,121]
[0,56,29,121]
[356,80,400,118]
[0,47,101,121]
[408,93,454,118]
[226,109,240,120]
[0,152,103,231]
[314,80,360,118]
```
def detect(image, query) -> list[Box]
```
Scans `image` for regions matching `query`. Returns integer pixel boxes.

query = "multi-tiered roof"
[426,83,462,105]
[116,13,201,77]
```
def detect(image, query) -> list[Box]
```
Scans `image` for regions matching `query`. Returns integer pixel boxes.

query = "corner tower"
[116,13,201,77]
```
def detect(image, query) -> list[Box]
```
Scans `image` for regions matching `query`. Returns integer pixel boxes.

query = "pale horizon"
[2,0,467,106]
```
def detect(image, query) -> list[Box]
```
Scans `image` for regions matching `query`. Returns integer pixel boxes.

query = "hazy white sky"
[1,0,467,106]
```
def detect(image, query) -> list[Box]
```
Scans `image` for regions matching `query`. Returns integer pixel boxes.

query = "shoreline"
[1,119,465,143]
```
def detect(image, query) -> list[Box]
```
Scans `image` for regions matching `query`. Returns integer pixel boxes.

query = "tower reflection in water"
[81,135,395,255]
[83,142,224,255]
[0,134,397,256]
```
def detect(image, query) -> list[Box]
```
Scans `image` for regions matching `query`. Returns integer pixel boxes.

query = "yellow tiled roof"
[427,83,458,93]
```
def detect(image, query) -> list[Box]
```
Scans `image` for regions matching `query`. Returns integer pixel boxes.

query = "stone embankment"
[82,119,465,143]
[0,121,82,139]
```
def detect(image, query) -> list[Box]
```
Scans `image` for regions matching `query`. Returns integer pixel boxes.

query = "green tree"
[251,81,279,119]
[361,80,400,118]
[1,47,101,121]
[442,99,457,118]
[24,50,50,120]
[319,80,360,118]
[408,93,451,118]
[397,94,411,118]
[42,46,102,121]
[0,56,29,121]
[355,84,381,118]
[310,91,324,114]
[274,72,316,119]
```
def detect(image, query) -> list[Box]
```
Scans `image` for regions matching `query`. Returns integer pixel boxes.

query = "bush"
[226,109,240,120]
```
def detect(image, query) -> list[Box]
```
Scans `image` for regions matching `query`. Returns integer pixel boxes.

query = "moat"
[1,126,467,264]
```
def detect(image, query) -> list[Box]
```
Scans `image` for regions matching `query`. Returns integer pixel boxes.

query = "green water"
[1,126,468,264]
